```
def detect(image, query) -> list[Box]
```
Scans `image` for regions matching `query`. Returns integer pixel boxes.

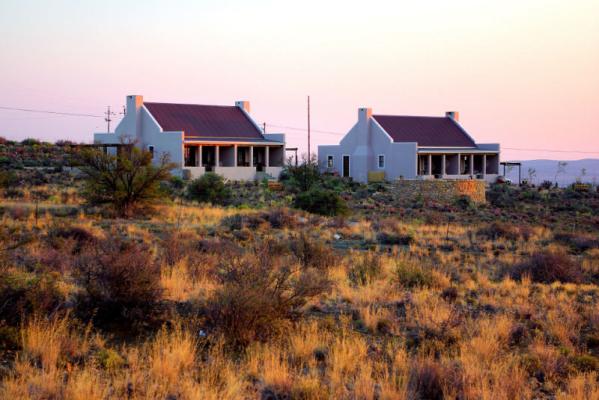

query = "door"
[342,155,350,178]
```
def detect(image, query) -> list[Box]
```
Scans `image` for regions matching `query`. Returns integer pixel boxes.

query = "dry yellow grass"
[1,195,598,399]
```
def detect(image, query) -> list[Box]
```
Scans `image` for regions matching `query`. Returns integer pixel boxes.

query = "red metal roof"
[372,115,476,147]
[144,102,263,139]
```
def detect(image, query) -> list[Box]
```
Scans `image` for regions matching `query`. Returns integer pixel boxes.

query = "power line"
[1,106,596,156]
[266,123,344,136]
[0,106,103,118]
[503,147,599,155]
[268,123,599,155]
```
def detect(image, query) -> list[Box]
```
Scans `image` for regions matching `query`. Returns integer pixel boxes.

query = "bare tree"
[554,161,568,186]
[527,168,537,185]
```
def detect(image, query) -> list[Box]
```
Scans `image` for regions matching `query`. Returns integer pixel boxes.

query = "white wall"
[94,95,183,168]
[318,144,344,175]
[317,108,417,182]
[94,95,284,181]
[139,106,184,166]
[369,119,417,180]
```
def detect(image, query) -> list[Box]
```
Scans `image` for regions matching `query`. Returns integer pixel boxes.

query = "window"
[148,145,154,157]
[378,154,385,169]
[327,155,334,169]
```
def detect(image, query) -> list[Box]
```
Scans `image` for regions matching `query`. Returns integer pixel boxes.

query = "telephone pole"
[307,96,311,162]
[104,106,114,133]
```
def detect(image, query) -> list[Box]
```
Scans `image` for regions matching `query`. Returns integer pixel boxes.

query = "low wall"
[389,179,486,204]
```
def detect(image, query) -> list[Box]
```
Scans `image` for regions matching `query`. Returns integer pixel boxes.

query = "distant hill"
[503,159,599,187]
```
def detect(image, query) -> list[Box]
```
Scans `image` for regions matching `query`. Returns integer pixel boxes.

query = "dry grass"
[1,188,599,399]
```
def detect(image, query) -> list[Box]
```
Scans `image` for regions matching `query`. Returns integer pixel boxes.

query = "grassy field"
[0,170,598,399]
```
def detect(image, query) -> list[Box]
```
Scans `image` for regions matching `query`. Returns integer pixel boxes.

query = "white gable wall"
[94,95,184,167]
[139,106,184,166]
[318,108,418,182]
[369,119,418,180]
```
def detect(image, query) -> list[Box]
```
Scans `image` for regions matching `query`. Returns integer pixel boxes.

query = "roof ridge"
[143,101,264,140]
[373,114,477,147]
[372,114,447,119]
[145,102,236,108]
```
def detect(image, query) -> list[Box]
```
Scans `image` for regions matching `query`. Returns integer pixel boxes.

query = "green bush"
[0,170,18,189]
[96,348,126,371]
[78,147,175,217]
[487,184,516,208]
[186,173,232,205]
[281,159,321,192]
[20,138,41,145]
[294,188,348,216]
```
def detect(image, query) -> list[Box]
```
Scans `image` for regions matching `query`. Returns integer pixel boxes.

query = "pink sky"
[0,0,598,161]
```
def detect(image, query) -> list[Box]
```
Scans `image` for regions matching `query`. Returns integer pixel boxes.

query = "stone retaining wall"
[388,179,486,204]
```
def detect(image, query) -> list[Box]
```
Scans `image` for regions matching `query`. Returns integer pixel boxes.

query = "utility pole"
[263,122,266,134]
[307,95,311,162]
[104,106,115,133]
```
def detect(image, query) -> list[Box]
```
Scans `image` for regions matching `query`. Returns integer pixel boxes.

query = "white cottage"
[94,95,286,180]
[318,108,500,183]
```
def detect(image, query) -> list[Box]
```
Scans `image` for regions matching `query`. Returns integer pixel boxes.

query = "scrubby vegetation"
[0,152,598,399]
[186,172,232,205]
[78,147,175,217]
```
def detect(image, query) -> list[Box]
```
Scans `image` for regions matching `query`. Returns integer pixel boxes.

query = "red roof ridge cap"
[144,101,237,108]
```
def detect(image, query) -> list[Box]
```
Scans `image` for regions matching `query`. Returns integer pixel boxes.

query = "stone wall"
[388,179,486,204]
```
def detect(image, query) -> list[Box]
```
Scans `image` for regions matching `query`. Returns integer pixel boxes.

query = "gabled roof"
[144,102,264,140]
[372,115,476,147]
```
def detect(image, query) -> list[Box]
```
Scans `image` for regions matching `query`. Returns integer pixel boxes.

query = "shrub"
[263,208,296,229]
[160,175,186,198]
[0,271,65,326]
[96,348,126,371]
[408,360,448,400]
[478,221,532,241]
[281,158,321,192]
[571,355,599,372]
[206,252,330,348]
[74,238,163,327]
[186,173,232,205]
[20,138,41,146]
[348,252,383,286]
[540,180,553,190]
[510,250,583,283]
[554,232,599,254]
[376,231,414,246]
[455,195,475,210]
[487,184,516,208]
[49,226,97,254]
[289,232,338,271]
[0,170,18,189]
[395,261,434,289]
[78,146,175,217]
[161,230,199,266]
[294,188,348,216]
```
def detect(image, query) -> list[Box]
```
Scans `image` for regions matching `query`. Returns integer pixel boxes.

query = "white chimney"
[127,95,143,115]
[235,100,250,113]
[122,95,144,141]
[445,111,459,122]
[358,107,372,122]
